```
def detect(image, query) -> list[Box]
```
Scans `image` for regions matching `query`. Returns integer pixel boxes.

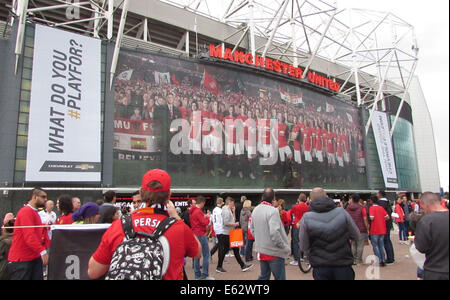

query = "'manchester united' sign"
[209,44,340,92]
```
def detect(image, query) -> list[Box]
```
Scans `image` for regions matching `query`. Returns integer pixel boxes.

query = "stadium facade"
[0,0,441,213]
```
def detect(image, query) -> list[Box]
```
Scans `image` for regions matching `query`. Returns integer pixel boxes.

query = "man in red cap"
[88,169,201,280]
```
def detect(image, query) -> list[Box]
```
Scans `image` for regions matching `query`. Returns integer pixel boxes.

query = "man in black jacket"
[415,192,449,280]
[299,188,360,280]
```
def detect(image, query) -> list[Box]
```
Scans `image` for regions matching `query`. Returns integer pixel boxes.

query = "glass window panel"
[25,36,34,47]
[17,124,28,135]
[21,79,31,90]
[17,135,28,147]
[15,159,26,171]
[20,102,30,113]
[21,90,31,101]
[14,171,25,183]
[24,46,34,58]
[22,68,32,80]
[19,112,29,124]
[16,147,27,159]
[23,57,33,69]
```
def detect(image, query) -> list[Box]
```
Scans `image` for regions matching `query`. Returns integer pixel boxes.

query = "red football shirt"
[92,211,199,280]
[201,110,212,136]
[291,123,305,151]
[369,205,388,235]
[277,123,289,148]
[302,128,313,152]
[57,213,73,225]
[327,132,336,154]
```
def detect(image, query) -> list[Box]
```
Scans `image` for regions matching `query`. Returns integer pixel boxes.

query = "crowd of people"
[114,52,366,186]
[1,168,448,280]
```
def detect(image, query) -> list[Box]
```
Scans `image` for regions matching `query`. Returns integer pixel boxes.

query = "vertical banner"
[371,111,399,189]
[26,24,102,182]
[48,225,110,280]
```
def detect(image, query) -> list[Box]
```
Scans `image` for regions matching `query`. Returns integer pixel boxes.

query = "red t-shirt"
[315,128,327,151]
[369,205,388,235]
[57,213,73,225]
[92,210,199,280]
[201,110,212,136]
[290,202,309,226]
[281,210,291,227]
[362,207,367,218]
[395,204,405,223]
[291,123,304,151]
[303,127,313,152]
[327,132,336,154]
[189,206,210,236]
[8,205,50,262]
[277,123,289,148]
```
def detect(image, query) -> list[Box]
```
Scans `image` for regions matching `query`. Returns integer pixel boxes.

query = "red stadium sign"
[209,44,340,92]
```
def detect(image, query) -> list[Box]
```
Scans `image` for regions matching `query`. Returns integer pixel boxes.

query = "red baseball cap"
[141,169,171,193]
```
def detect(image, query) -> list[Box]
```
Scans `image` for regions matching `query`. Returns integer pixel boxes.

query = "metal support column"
[262,0,289,59]
[302,8,337,78]
[14,0,29,74]
[109,0,130,89]
[390,60,418,137]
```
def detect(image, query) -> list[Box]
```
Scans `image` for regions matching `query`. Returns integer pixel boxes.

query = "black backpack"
[105,214,177,280]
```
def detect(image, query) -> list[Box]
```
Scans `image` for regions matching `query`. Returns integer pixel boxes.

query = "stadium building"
[0,0,441,213]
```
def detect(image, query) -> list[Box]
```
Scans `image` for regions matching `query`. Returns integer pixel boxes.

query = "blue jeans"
[398,222,407,241]
[384,229,395,262]
[258,257,286,280]
[194,235,210,279]
[245,239,254,261]
[292,227,300,261]
[240,230,248,256]
[370,235,386,264]
[313,266,355,280]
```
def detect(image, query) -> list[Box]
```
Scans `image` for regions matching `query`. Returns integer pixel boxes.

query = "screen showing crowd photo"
[113,50,367,190]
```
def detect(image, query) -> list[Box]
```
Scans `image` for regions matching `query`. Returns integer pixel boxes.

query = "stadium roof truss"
[5,0,419,136]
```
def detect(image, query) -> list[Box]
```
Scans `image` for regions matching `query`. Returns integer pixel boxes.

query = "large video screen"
[113,50,367,190]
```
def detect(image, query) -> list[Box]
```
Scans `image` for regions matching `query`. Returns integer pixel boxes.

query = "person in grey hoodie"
[251,188,291,280]
[299,188,360,280]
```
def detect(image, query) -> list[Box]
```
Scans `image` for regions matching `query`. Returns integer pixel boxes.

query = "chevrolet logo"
[75,164,95,171]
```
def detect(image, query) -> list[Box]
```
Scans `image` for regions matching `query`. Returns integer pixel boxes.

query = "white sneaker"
[249,173,256,180]
[226,170,231,178]
[289,260,299,266]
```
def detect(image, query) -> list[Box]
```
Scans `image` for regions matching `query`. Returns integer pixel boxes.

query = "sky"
[336,0,449,191]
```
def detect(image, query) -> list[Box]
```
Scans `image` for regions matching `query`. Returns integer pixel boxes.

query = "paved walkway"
[185,230,419,280]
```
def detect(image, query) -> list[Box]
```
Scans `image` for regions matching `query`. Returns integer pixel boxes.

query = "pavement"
[185,230,420,280]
